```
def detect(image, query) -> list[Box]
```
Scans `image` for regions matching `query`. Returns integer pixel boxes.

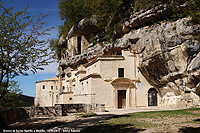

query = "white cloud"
[37,61,58,74]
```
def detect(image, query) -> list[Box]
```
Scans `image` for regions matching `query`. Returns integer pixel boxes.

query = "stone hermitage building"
[35,14,200,109]
[35,36,159,109]
[35,35,199,109]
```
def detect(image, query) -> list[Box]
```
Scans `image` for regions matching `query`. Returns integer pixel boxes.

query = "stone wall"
[60,104,105,115]
[0,104,105,124]
[23,106,62,117]
[24,104,105,117]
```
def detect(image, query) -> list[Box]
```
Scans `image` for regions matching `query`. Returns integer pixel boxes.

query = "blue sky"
[1,0,62,97]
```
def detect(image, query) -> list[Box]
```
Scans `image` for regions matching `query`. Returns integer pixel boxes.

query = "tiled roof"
[79,73,101,82]
[35,77,58,83]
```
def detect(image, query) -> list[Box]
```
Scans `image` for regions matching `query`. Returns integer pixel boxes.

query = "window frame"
[118,68,124,78]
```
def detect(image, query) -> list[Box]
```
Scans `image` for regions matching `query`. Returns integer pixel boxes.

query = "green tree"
[59,0,200,41]
[0,2,54,103]
[58,0,123,37]
[58,0,92,36]
[188,0,200,24]
[0,80,22,110]
[91,0,123,29]
[49,38,67,61]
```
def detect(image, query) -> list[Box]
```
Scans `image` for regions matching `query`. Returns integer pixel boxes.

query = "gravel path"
[9,107,188,132]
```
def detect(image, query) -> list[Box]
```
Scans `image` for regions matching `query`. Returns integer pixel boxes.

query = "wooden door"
[118,90,126,108]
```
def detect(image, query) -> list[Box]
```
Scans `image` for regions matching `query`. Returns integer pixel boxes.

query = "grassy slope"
[82,108,200,133]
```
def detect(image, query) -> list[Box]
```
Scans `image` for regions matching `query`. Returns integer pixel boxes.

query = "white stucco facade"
[35,49,161,109]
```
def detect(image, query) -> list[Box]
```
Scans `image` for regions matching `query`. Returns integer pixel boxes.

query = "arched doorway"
[148,88,157,106]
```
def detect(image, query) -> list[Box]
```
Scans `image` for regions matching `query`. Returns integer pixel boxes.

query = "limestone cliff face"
[58,4,200,99]
[95,17,200,97]
[129,18,200,97]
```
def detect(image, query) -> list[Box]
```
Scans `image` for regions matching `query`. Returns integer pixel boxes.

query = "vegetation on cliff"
[53,0,200,61]
[58,0,123,37]
[58,0,199,37]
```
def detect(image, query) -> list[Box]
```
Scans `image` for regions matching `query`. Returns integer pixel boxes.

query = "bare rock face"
[115,4,168,37]
[162,91,200,108]
[100,17,200,106]
[127,18,200,97]
[58,35,66,46]
[67,17,99,39]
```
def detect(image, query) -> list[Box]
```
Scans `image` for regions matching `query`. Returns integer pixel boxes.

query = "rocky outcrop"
[162,91,200,108]
[60,17,200,99]
[58,35,66,46]
[57,4,173,70]
[94,17,200,98]
[130,18,200,97]
[115,4,169,37]
[57,44,103,70]
[67,17,99,39]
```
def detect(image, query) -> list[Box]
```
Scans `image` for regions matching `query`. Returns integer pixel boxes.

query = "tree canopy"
[58,0,123,37]
[0,2,54,104]
[0,80,22,110]
[49,38,68,61]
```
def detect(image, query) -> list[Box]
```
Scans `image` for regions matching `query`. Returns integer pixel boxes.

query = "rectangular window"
[118,68,124,78]
[51,86,53,90]
[63,86,65,90]
[43,85,45,89]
